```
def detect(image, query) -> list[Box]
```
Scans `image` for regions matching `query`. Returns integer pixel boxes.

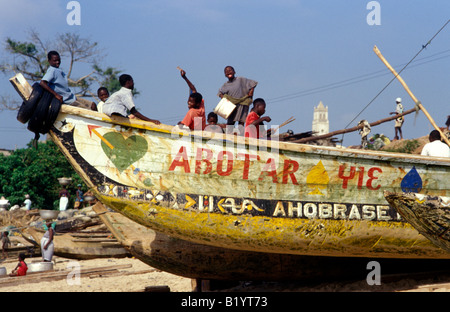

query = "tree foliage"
[1,30,129,111]
[0,140,84,209]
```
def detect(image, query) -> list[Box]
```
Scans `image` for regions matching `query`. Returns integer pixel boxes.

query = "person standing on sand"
[23,194,32,210]
[1,231,11,258]
[75,184,84,209]
[59,188,69,211]
[41,221,55,262]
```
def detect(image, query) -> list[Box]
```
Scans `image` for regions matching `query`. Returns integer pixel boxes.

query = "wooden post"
[373,45,450,146]
[291,108,417,144]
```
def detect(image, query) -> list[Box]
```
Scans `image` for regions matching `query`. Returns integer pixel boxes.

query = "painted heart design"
[101,132,148,172]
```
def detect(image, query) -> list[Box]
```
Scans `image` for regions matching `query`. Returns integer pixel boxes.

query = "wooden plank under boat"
[384,192,450,253]
[22,226,129,260]
[11,75,450,259]
[18,211,130,260]
[8,205,130,260]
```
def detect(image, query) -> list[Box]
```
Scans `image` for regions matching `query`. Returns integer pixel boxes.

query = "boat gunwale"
[59,105,450,167]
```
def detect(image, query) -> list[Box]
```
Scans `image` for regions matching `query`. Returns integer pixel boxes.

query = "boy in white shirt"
[102,74,160,124]
[96,87,109,113]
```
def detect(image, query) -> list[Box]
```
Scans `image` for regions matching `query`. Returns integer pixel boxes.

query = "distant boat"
[23,227,129,260]
[20,211,129,260]
[384,192,450,253]
[10,74,450,260]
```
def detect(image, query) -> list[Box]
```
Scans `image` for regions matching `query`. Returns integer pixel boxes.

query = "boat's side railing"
[59,104,450,167]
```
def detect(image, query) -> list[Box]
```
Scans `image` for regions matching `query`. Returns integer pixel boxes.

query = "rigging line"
[340,19,450,145]
[267,48,450,103]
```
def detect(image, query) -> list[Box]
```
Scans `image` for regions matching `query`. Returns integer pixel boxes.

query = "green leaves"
[5,38,38,57]
[0,140,84,209]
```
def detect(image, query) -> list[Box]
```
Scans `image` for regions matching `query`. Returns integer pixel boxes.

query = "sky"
[0,0,449,150]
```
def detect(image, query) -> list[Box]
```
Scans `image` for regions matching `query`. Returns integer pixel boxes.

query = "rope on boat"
[340,19,450,145]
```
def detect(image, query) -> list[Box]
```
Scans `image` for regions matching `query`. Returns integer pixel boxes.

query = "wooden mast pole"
[373,45,450,146]
[291,108,417,144]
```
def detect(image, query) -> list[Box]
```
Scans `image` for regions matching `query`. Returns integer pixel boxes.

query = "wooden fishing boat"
[44,106,448,259]
[9,54,450,260]
[384,192,450,254]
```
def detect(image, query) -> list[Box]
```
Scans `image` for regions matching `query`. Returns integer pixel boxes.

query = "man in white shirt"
[20,194,32,211]
[102,74,160,124]
[390,97,404,140]
[421,130,450,157]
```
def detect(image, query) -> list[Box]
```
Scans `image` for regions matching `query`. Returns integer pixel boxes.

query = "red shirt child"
[180,97,206,130]
[245,98,271,139]
[178,70,206,131]
[10,253,28,277]
[17,260,28,276]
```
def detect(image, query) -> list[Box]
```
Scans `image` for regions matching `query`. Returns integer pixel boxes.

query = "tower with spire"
[312,101,329,135]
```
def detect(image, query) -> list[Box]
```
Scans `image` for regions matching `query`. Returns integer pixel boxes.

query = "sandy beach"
[0,256,192,292]
[1,254,449,292]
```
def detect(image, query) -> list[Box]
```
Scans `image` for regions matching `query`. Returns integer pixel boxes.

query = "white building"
[312,101,329,135]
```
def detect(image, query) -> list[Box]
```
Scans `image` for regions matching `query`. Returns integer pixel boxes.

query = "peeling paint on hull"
[385,192,450,253]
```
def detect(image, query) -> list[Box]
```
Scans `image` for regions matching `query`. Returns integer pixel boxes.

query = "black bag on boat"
[26,89,62,148]
[27,90,53,134]
[41,96,62,134]
[17,83,44,124]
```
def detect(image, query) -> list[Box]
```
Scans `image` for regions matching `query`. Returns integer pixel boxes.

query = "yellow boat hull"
[47,106,450,259]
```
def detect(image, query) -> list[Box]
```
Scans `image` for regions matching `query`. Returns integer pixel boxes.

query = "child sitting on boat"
[244,98,272,139]
[205,112,224,134]
[95,87,109,114]
[177,69,205,131]
[40,51,96,110]
[40,51,76,105]
[102,74,160,124]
